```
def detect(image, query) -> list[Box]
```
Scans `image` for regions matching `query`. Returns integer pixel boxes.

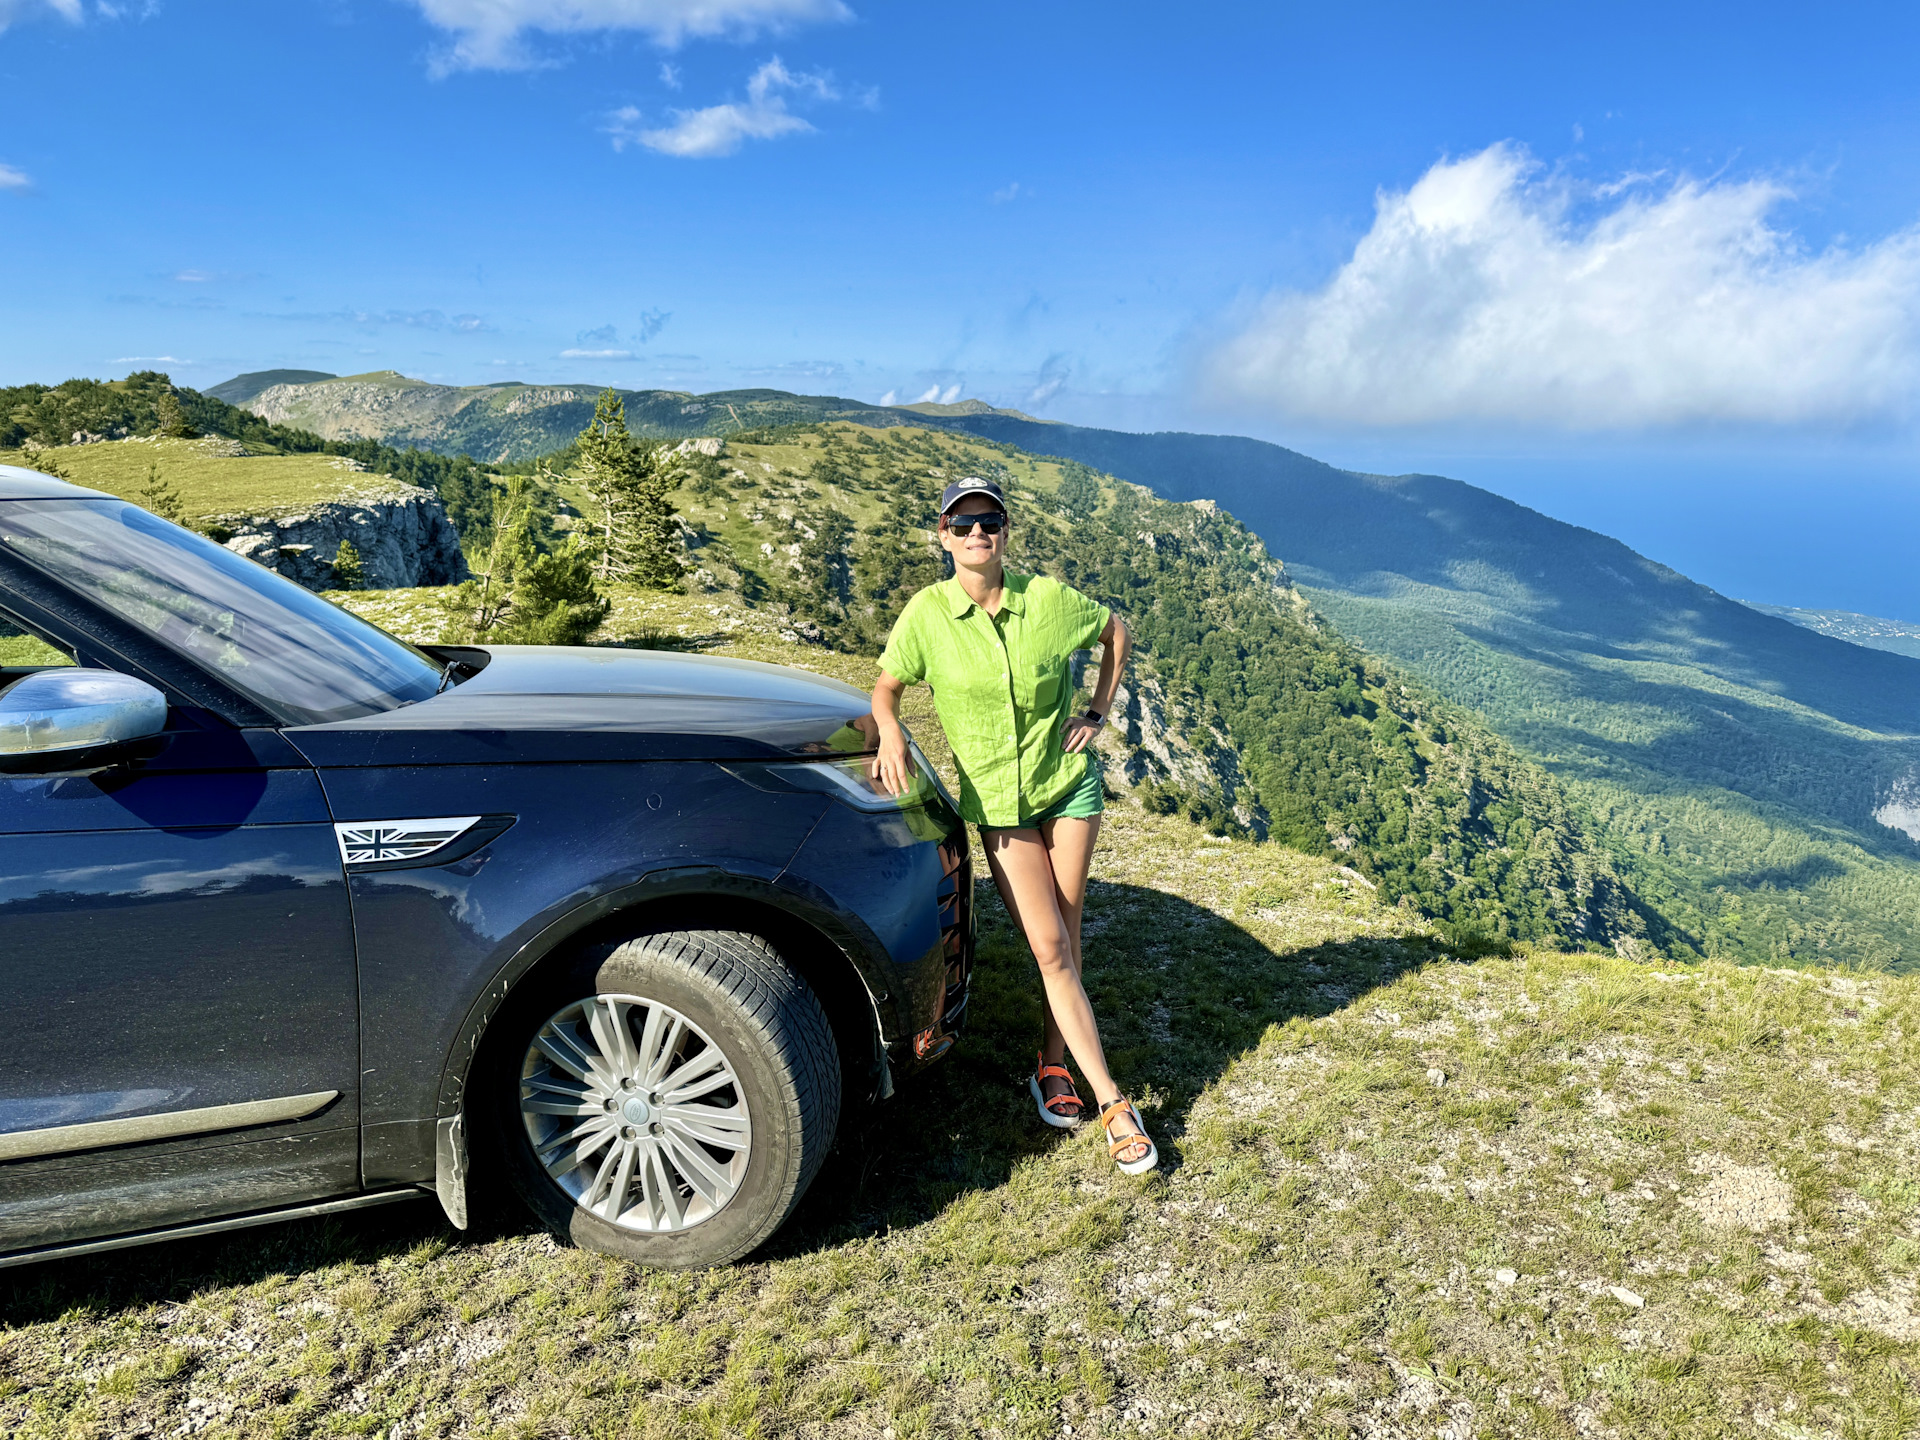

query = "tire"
[484,926,841,1268]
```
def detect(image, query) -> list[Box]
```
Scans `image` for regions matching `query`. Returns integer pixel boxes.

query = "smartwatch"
[1079,708,1107,728]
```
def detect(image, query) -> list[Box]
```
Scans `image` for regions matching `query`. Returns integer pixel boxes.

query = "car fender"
[431,860,905,1116]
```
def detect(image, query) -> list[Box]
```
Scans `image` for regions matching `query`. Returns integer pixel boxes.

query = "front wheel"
[485,927,841,1268]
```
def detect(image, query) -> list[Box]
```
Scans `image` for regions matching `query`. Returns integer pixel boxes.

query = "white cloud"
[0,0,82,34]
[113,355,191,364]
[913,385,940,403]
[560,347,635,359]
[659,60,680,87]
[1205,143,1920,430]
[410,0,848,72]
[0,162,29,190]
[610,56,833,157]
[991,181,1023,205]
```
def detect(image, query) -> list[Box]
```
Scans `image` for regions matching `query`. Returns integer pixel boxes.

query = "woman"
[871,477,1156,1175]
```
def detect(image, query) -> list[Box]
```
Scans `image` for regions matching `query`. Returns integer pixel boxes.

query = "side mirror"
[0,668,170,773]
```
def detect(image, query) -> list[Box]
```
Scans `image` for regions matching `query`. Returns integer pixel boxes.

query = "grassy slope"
[2,712,1914,1436]
[1,438,399,519]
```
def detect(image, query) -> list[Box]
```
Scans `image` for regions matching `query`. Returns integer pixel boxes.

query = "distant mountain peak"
[891,398,1051,422]
[205,369,337,406]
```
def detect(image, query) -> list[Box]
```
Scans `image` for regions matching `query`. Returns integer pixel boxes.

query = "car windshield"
[0,500,444,725]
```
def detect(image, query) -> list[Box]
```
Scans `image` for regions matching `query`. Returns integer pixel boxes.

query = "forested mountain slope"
[935,416,1920,967]
[648,423,1652,951]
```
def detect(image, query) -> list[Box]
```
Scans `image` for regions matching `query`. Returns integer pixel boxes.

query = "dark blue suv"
[0,468,971,1270]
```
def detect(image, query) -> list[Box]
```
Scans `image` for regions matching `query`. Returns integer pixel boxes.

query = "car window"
[0,500,443,725]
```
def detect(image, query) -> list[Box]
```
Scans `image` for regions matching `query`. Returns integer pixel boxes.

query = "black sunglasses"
[944,511,1008,536]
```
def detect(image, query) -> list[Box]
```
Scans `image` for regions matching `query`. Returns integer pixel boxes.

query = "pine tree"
[154,390,197,439]
[21,443,71,481]
[570,389,687,589]
[138,461,186,523]
[433,477,608,645]
[332,539,366,590]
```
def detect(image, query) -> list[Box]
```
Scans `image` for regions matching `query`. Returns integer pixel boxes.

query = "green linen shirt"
[878,573,1111,827]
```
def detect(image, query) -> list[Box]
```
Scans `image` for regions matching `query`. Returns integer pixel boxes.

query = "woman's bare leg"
[982,827,1118,1099]
[982,823,1145,1156]
[1037,814,1100,1066]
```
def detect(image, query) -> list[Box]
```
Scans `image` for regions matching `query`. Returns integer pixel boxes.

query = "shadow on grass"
[768,878,1441,1256]
[0,880,1438,1317]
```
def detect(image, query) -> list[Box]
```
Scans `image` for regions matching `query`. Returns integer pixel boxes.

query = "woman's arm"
[1063,613,1130,754]
[871,670,913,795]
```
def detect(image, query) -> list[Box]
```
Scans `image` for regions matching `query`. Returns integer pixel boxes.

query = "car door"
[0,626,360,1255]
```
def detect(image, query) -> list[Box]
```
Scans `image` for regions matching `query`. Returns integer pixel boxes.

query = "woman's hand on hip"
[1061,716,1101,754]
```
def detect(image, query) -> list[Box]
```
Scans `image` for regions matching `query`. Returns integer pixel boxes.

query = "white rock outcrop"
[214,483,468,592]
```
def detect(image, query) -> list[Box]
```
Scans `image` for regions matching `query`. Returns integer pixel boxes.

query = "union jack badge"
[334,816,483,868]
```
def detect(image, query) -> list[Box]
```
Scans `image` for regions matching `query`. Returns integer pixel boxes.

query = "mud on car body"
[0,467,971,1269]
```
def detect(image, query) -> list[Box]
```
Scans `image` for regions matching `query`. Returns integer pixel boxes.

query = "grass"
[3,608,1916,1438]
[1,438,409,519]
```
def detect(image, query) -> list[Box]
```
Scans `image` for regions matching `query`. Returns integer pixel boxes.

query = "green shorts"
[979,758,1105,833]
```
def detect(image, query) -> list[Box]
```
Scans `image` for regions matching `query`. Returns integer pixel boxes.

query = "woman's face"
[939,493,1009,570]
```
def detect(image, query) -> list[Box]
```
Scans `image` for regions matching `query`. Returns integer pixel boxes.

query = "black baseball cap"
[939,476,1006,516]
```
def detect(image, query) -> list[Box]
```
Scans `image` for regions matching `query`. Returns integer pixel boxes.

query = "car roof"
[0,465,114,501]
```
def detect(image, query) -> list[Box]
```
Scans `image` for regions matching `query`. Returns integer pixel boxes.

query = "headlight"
[767,751,938,813]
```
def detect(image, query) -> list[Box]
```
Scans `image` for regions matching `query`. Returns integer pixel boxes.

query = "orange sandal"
[1029,1053,1086,1128]
[1099,1096,1159,1175]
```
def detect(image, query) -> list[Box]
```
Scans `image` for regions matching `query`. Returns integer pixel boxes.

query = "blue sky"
[5,1,1920,618]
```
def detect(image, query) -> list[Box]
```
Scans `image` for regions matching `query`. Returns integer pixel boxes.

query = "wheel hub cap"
[518,994,752,1234]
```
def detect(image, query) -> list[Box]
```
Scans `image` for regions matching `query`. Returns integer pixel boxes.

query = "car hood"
[286,645,880,768]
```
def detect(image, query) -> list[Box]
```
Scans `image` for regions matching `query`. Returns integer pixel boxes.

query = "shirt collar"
[944,574,1027,619]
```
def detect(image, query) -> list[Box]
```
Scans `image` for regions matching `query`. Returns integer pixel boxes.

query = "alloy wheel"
[518,994,752,1233]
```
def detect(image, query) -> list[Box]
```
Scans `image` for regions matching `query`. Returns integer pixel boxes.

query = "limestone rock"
[1081,649,1267,835]
[214,483,468,592]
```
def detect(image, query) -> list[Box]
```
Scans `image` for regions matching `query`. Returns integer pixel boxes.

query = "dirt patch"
[1681,1153,1795,1231]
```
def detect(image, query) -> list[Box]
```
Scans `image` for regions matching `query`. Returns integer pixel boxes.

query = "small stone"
[1494,1268,1518,1285]
[1425,1068,1447,1086]
[1608,1286,1646,1309]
